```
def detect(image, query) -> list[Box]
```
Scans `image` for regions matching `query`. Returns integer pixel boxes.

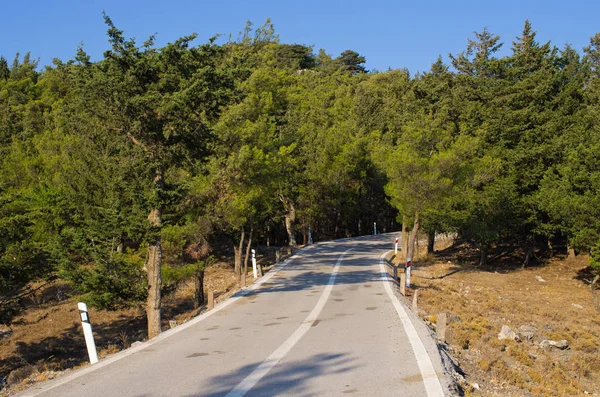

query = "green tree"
[337,50,367,74]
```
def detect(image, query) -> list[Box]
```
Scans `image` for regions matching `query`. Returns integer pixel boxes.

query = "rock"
[471,383,480,390]
[535,275,546,283]
[572,303,583,309]
[131,341,143,348]
[540,339,569,350]
[439,311,461,324]
[0,325,12,339]
[518,325,536,343]
[498,325,520,341]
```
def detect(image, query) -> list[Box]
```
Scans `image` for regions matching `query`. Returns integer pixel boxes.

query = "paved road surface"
[19,234,451,397]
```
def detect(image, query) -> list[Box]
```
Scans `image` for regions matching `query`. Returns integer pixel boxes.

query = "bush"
[77,253,147,310]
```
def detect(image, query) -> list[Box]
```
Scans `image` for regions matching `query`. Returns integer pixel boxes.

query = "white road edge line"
[225,249,353,397]
[378,252,445,397]
[18,249,310,397]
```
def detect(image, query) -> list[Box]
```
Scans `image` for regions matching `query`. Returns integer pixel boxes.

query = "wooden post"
[208,290,214,310]
[436,312,447,342]
[400,273,406,296]
[412,289,419,312]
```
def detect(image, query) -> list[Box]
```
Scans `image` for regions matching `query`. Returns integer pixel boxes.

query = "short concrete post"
[374,222,377,235]
[400,273,406,296]
[308,227,313,244]
[77,302,98,364]
[276,249,280,264]
[208,290,214,310]
[412,289,419,312]
[436,312,447,342]
[251,249,258,279]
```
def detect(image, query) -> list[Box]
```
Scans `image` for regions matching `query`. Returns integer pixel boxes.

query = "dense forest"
[1,17,599,337]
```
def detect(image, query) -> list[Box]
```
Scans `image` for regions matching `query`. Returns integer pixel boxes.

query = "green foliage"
[76,253,147,310]
[2,16,600,320]
[336,50,367,74]
[590,243,600,269]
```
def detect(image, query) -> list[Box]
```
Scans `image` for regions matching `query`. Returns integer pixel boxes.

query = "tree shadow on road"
[237,240,396,296]
[186,352,357,397]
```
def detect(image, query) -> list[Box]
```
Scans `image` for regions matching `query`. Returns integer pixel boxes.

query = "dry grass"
[400,236,600,396]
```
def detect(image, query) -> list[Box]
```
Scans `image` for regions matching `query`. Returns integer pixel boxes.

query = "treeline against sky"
[1,17,599,333]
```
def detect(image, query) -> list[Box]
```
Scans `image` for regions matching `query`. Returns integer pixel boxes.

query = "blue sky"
[1,0,598,74]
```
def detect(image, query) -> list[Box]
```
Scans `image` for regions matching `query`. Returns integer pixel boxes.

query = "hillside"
[404,242,600,396]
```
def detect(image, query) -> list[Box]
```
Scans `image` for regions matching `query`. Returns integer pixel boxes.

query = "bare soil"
[397,238,600,396]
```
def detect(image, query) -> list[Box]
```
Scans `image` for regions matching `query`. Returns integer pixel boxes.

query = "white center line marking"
[379,252,445,397]
[225,249,352,397]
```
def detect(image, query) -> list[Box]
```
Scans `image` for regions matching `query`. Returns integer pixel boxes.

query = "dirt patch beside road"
[400,243,600,396]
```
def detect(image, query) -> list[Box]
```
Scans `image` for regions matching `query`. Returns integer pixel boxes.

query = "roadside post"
[394,238,399,254]
[374,222,377,235]
[252,249,258,279]
[406,257,411,288]
[208,290,215,310]
[308,227,313,244]
[400,273,406,295]
[77,302,98,364]
[276,249,280,264]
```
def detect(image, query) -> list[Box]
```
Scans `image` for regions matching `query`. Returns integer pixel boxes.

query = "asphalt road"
[19,234,451,397]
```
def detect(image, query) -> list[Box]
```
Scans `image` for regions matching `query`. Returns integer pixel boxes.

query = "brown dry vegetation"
[0,248,288,396]
[400,236,600,396]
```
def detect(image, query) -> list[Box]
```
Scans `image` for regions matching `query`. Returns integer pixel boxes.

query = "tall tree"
[62,14,231,338]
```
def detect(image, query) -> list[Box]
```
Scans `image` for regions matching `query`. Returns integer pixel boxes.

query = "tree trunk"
[280,196,297,247]
[266,225,270,247]
[406,213,420,262]
[401,216,409,261]
[478,245,488,267]
[427,230,435,255]
[146,171,164,339]
[234,227,245,277]
[243,223,254,278]
[568,244,576,258]
[193,265,205,309]
[522,243,534,268]
[257,252,263,277]
[591,275,599,313]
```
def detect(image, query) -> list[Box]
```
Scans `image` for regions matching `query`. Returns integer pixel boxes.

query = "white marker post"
[251,249,258,279]
[374,222,377,235]
[406,257,411,288]
[394,238,399,254]
[77,302,98,364]
[308,227,313,245]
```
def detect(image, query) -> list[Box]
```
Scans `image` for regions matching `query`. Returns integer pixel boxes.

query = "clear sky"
[1,0,598,74]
